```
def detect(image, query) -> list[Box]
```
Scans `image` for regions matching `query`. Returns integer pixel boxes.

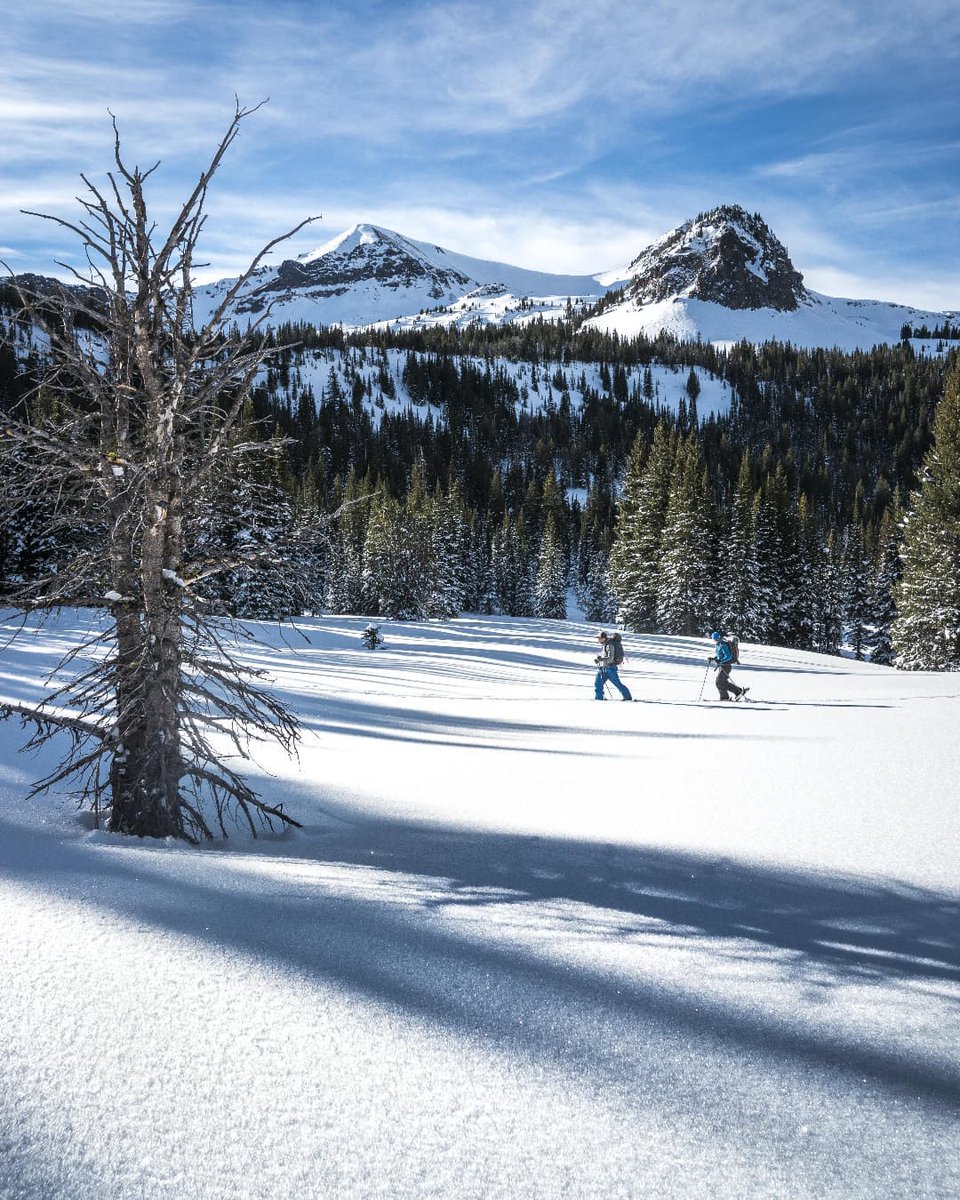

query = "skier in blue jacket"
[708,631,748,701]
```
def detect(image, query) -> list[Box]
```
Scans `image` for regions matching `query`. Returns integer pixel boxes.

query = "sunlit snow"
[1,610,958,1198]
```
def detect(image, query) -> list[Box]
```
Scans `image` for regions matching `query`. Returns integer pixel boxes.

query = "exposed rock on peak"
[623,204,806,312]
[238,223,476,313]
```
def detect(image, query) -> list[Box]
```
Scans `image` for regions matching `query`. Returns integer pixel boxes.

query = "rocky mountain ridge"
[6,207,954,351]
[619,205,807,312]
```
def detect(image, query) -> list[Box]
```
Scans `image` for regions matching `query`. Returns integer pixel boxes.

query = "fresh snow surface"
[191,223,606,332]
[298,223,605,299]
[585,291,953,353]
[1,610,958,1200]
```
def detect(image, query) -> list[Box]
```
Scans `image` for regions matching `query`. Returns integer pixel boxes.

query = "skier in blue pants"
[594,631,632,700]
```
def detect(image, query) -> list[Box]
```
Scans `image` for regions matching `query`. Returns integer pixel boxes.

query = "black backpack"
[610,632,624,666]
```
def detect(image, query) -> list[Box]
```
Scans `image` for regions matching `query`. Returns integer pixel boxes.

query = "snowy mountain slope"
[0,610,958,1199]
[192,222,606,329]
[586,204,954,351]
[9,209,955,351]
[584,289,952,353]
[261,345,735,427]
[188,207,955,350]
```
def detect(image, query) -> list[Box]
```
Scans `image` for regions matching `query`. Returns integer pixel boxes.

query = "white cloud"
[3,0,957,312]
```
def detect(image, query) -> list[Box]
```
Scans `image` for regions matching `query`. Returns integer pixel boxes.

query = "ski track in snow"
[0,611,958,1199]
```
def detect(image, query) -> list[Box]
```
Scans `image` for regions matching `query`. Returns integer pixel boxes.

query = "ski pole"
[697,662,711,702]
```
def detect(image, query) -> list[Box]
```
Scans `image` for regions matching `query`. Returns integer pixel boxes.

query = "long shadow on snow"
[289,812,960,995]
[288,694,796,747]
[1,815,958,1114]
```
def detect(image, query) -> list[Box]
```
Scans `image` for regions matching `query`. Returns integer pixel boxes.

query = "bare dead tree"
[0,102,319,841]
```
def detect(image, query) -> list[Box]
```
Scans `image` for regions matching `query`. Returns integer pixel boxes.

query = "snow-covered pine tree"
[491,513,535,617]
[839,520,873,660]
[534,513,568,619]
[324,468,371,614]
[580,540,615,623]
[574,479,614,616]
[791,493,820,651]
[490,515,513,615]
[866,499,902,665]
[764,465,805,646]
[284,469,329,617]
[893,365,960,669]
[718,451,761,638]
[813,528,845,655]
[458,512,489,614]
[362,489,423,619]
[748,490,780,643]
[191,409,298,620]
[609,422,675,631]
[425,479,467,618]
[655,433,715,636]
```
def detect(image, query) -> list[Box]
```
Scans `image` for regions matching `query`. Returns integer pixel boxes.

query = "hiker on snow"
[707,631,748,701]
[594,631,632,701]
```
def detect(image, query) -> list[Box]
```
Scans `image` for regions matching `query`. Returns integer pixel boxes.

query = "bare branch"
[0,700,109,740]
[2,105,309,839]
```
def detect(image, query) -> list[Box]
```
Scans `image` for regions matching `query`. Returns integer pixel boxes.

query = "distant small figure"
[708,631,747,701]
[594,631,632,701]
[361,623,384,650]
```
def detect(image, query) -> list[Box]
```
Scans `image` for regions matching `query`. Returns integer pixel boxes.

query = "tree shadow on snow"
[2,812,959,1116]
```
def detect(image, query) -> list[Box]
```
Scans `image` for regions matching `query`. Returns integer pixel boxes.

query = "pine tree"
[609,422,675,631]
[363,489,426,619]
[534,513,568,619]
[325,468,371,614]
[893,365,960,669]
[719,452,760,637]
[839,521,873,660]
[813,528,845,655]
[656,433,715,636]
[425,480,466,618]
[866,499,902,665]
[288,471,329,617]
[749,490,780,643]
[492,513,535,617]
[579,540,615,622]
[791,494,820,651]
[192,413,298,620]
[765,466,804,646]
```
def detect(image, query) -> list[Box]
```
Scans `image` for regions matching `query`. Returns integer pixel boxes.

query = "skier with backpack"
[594,631,633,701]
[707,631,748,701]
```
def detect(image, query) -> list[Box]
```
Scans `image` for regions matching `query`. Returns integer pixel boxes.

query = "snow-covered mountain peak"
[182,209,954,347]
[299,222,428,265]
[623,203,807,312]
[191,220,607,327]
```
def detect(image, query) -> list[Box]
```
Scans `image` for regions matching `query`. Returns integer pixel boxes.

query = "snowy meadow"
[1,611,958,1199]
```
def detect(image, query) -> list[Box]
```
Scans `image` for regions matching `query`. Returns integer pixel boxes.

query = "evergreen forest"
[2,296,957,669]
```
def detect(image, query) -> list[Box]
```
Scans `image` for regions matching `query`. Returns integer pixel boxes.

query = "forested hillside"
[1,292,955,664]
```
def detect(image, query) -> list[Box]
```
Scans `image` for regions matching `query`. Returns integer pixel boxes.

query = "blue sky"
[3,0,958,309]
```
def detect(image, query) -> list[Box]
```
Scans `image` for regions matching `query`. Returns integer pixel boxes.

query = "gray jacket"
[596,639,618,669]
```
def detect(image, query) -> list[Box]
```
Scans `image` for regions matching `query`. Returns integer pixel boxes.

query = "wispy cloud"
[2,0,958,310]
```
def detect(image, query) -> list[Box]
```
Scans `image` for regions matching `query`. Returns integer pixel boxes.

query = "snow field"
[0,612,957,1199]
